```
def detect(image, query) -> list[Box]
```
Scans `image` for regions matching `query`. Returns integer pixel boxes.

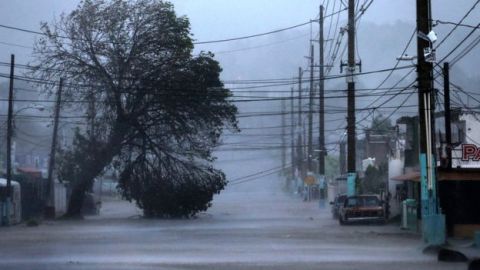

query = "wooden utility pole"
[318,5,326,176]
[417,0,435,212]
[346,0,357,196]
[297,67,304,179]
[281,98,286,172]
[416,0,445,245]
[340,141,346,175]
[303,117,307,174]
[290,87,295,184]
[308,44,314,172]
[443,62,452,169]
[4,54,15,225]
[45,78,64,218]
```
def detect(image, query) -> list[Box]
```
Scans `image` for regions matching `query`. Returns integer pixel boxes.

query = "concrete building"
[390,110,480,238]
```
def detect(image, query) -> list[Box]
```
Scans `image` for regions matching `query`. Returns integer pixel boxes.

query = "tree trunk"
[64,121,128,218]
[64,158,111,218]
[65,182,88,218]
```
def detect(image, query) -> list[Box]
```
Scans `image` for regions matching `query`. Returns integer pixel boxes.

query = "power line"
[355,77,417,127]
[435,20,480,30]
[0,64,416,91]
[0,85,417,106]
[229,89,417,103]
[0,12,343,47]
[355,0,374,21]
[0,61,415,85]
[434,0,480,50]
[212,33,310,55]
[0,40,33,49]
[235,104,419,119]
[349,26,418,125]
[436,20,480,64]
[365,28,416,94]
[325,0,338,59]
[228,163,290,184]
[450,35,480,67]
[194,20,313,45]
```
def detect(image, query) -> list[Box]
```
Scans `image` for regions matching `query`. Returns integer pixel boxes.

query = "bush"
[118,156,226,218]
[25,219,40,227]
[362,162,388,194]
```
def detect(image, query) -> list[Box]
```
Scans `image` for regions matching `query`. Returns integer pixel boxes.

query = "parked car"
[330,194,347,219]
[338,195,385,225]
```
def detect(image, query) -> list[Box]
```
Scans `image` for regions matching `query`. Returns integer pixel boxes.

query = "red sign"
[462,144,480,161]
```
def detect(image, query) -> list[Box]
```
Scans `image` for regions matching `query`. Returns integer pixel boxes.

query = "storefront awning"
[391,168,480,182]
[391,171,420,182]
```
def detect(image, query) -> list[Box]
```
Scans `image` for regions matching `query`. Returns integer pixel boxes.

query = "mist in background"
[0,0,479,192]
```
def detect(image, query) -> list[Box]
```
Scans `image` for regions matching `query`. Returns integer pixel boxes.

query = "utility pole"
[443,62,452,169]
[303,117,307,175]
[340,141,346,175]
[281,98,286,173]
[290,87,295,188]
[45,78,64,219]
[4,54,15,226]
[416,0,445,245]
[297,67,304,181]
[346,0,357,196]
[318,4,326,177]
[308,44,314,173]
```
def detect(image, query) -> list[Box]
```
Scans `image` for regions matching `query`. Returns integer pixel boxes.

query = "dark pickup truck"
[338,195,385,225]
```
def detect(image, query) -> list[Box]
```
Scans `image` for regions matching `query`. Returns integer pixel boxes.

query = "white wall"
[388,159,404,218]
[54,182,67,217]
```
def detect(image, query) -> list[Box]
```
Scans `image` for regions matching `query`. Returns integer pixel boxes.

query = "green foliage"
[35,0,237,217]
[26,219,40,227]
[118,154,226,218]
[370,115,394,135]
[57,129,106,186]
[362,162,388,194]
[325,155,339,179]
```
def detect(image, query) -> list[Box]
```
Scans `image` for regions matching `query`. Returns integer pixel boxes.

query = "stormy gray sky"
[0,0,477,83]
[1,1,479,128]
[1,1,479,187]
[0,0,477,70]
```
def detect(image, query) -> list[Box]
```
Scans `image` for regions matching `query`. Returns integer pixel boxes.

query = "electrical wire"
[434,0,480,50]
[435,20,480,30]
[0,64,416,92]
[193,21,313,45]
[0,9,345,47]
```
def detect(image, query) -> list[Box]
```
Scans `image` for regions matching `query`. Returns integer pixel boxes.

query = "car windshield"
[364,196,380,206]
[346,198,359,207]
[346,196,379,207]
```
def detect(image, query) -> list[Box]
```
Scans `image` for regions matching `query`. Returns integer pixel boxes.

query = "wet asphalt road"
[0,189,469,270]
